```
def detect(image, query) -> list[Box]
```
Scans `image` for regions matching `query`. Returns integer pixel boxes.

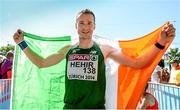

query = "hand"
[13,29,24,44]
[158,23,176,45]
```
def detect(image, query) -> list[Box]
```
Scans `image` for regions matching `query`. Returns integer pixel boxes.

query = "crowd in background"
[151,54,180,86]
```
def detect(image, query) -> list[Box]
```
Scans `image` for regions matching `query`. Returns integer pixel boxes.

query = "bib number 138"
[83,67,96,74]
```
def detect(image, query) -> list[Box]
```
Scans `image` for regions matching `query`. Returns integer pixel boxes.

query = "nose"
[82,24,90,30]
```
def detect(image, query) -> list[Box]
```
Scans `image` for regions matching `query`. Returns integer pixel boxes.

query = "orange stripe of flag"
[117,22,172,109]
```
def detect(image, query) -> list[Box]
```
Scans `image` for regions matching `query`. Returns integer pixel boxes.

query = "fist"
[13,29,24,44]
[159,23,176,45]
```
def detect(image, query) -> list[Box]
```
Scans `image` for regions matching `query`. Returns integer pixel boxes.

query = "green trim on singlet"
[64,42,106,109]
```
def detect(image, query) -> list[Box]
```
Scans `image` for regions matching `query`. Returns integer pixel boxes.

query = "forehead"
[77,14,94,22]
[7,53,13,57]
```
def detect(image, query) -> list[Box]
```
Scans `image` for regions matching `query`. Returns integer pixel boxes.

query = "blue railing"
[0,79,179,109]
[0,79,11,109]
[148,82,180,109]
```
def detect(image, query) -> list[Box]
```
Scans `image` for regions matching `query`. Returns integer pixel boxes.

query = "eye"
[79,21,84,25]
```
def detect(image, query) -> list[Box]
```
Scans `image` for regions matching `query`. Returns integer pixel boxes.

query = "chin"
[80,34,92,39]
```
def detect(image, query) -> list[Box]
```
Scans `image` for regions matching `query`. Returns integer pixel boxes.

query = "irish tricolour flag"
[12,22,172,109]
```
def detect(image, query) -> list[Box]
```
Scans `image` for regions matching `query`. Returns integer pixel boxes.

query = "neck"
[78,38,93,49]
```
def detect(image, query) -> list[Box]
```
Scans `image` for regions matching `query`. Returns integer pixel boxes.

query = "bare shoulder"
[59,39,78,52]
[99,44,115,52]
[99,43,118,60]
[99,39,121,51]
[57,44,74,55]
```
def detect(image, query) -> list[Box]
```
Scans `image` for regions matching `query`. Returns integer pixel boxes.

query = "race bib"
[67,54,98,81]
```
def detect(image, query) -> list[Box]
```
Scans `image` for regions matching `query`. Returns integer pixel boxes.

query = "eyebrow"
[79,20,94,23]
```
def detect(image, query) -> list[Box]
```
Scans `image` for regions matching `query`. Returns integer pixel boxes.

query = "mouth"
[82,31,90,34]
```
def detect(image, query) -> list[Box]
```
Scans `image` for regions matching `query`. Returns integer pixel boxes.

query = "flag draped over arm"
[117,22,172,109]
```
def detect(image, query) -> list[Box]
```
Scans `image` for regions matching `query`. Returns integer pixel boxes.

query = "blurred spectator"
[0,51,14,79]
[7,70,12,79]
[137,84,159,109]
[175,71,180,86]
[169,59,180,84]
[161,68,170,83]
[151,59,164,83]
[164,53,171,73]
[0,55,5,78]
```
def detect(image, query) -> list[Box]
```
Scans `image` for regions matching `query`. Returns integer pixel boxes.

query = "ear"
[93,23,96,30]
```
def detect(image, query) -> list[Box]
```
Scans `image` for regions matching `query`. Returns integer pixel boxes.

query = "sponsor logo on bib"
[67,54,98,81]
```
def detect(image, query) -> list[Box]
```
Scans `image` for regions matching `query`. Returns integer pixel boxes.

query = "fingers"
[166,28,176,35]
[168,32,176,38]
[17,29,23,34]
[14,29,23,36]
[14,32,20,37]
[163,23,174,30]
[168,23,175,30]
[164,23,176,37]
[13,29,24,41]
[13,33,19,40]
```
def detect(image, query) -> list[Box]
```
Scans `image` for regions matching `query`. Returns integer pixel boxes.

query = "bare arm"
[23,45,71,68]
[108,23,176,68]
[109,45,163,68]
[13,29,72,68]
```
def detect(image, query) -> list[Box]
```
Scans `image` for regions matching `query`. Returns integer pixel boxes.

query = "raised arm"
[108,23,176,69]
[13,29,71,68]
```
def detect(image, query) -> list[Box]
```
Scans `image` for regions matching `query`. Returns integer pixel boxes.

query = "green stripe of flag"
[12,32,71,110]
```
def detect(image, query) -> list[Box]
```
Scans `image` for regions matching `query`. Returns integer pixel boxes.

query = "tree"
[0,44,15,56]
[167,48,180,62]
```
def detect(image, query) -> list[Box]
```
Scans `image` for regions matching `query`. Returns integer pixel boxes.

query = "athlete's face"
[76,14,95,39]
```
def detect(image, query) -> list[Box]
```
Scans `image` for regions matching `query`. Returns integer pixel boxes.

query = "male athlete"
[13,9,176,109]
